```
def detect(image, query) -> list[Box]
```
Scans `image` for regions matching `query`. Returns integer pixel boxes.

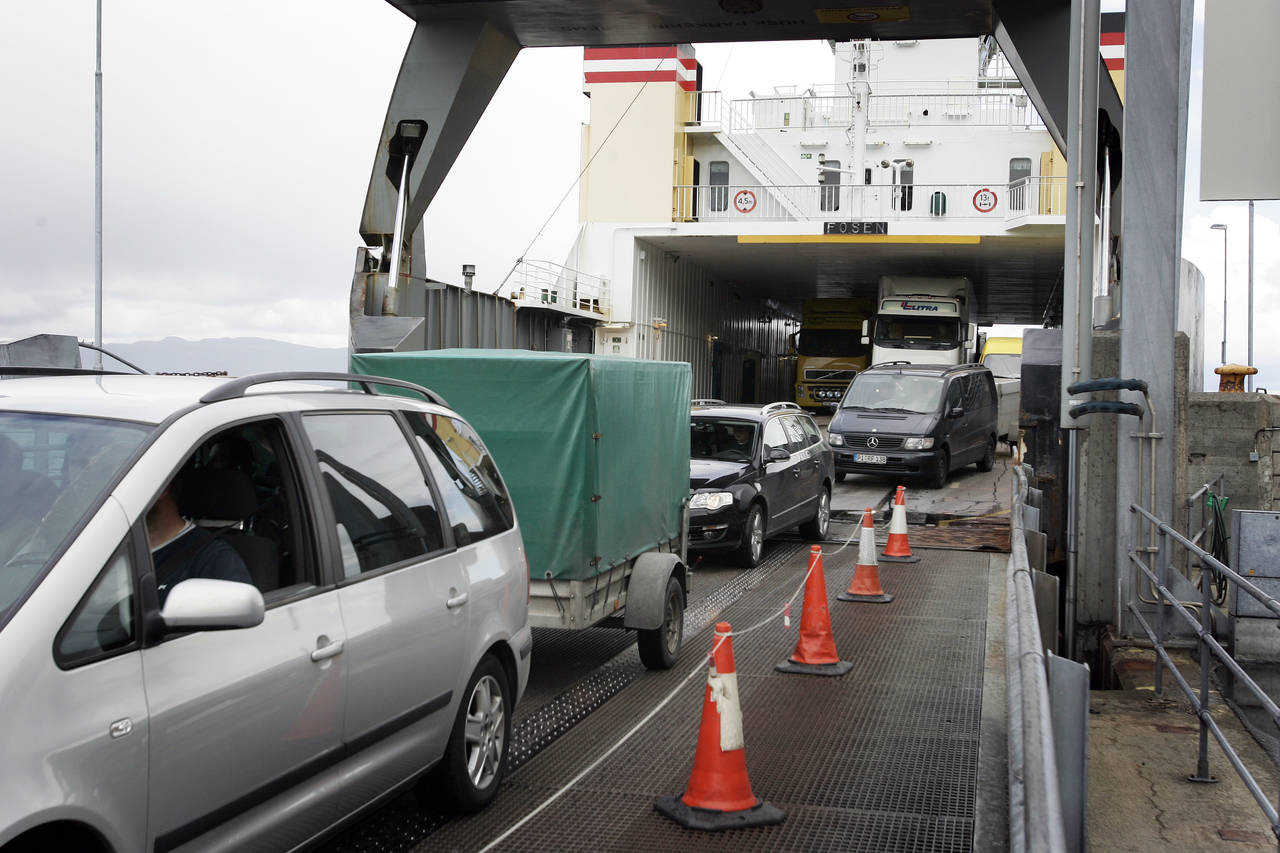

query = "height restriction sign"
[734,190,757,214]
[972,188,998,213]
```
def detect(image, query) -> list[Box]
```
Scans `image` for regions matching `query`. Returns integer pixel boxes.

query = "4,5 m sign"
[733,190,757,214]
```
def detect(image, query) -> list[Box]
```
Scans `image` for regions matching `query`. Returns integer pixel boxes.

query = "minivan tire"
[977,436,996,472]
[926,450,949,489]
[441,656,510,813]
[735,504,765,568]
[637,575,684,670]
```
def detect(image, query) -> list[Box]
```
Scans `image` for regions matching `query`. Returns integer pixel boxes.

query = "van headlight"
[690,491,734,510]
[828,432,844,446]
[903,436,935,450]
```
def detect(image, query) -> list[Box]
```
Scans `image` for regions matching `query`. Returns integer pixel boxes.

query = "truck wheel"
[637,575,684,670]
[441,656,510,812]
[926,450,949,489]
[734,504,765,568]
[799,487,830,540]
[977,436,996,472]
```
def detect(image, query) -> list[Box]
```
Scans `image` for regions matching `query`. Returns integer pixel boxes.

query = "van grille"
[843,433,905,449]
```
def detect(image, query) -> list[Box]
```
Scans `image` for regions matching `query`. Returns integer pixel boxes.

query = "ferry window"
[709,161,730,212]
[820,159,841,212]
[1009,157,1032,211]
[894,163,914,211]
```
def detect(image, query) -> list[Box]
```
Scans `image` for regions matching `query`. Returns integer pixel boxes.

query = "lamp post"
[1211,223,1227,365]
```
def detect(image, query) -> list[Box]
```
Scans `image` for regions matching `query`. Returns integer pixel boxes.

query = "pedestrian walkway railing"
[1008,464,1069,853]
[1127,502,1280,841]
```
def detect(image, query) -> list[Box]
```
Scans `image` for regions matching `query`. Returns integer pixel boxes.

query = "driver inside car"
[726,424,755,456]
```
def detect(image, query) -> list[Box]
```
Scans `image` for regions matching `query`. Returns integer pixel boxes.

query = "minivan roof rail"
[200,371,448,407]
[759,401,802,415]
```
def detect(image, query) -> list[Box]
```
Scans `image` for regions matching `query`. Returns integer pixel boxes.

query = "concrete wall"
[1075,331,1191,649]
[1187,393,1280,513]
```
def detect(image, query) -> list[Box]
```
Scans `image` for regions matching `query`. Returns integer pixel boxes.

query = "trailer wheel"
[637,575,684,670]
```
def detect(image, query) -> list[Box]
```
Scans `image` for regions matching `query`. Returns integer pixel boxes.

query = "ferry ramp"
[421,540,1007,852]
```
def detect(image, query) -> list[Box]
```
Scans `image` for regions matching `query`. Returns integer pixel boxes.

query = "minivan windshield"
[840,373,945,414]
[0,413,150,623]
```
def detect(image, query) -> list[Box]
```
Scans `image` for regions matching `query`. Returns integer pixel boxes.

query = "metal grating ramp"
[424,547,992,852]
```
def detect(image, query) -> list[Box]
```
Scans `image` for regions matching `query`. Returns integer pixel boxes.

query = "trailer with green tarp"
[350,349,692,668]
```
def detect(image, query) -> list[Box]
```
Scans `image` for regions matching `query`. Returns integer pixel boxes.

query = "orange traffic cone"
[776,545,854,676]
[655,623,785,830]
[839,508,895,603]
[881,485,921,563]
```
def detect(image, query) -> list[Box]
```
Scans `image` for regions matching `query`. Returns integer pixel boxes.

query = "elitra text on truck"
[792,297,873,409]
[861,276,977,366]
[351,349,693,669]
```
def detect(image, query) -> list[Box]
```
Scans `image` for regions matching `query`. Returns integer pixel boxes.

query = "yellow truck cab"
[792,298,873,410]
[979,335,1023,449]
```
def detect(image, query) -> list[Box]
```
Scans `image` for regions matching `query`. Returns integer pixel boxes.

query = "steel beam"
[1114,0,1193,633]
[359,19,520,253]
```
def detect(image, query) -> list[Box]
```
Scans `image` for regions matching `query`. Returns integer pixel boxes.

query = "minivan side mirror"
[824,402,839,413]
[161,578,265,633]
[767,446,790,462]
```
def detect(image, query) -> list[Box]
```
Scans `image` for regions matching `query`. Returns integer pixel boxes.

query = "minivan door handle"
[447,590,469,609]
[310,637,345,662]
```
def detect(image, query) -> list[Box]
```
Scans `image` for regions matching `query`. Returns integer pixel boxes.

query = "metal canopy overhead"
[384,0,1000,45]
[636,233,1064,325]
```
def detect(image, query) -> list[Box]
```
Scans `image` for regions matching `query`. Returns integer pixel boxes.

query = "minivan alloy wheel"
[464,674,505,789]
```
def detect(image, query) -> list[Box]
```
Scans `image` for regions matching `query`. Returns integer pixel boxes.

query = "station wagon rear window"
[0,413,150,624]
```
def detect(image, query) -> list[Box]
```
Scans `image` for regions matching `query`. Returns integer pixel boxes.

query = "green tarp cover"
[350,350,691,581]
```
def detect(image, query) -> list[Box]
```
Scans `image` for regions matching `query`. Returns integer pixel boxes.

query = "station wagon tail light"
[828,432,844,446]
[903,436,935,450]
[689,491,734,510]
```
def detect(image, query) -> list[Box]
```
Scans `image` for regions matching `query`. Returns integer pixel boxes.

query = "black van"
[827,362,999,488]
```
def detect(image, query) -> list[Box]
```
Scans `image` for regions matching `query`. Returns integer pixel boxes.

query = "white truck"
[860,276,978,366]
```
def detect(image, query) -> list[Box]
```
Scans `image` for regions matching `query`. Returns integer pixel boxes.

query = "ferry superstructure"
[507,32,1126,401]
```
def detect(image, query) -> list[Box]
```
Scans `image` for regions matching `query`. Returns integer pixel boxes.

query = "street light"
[1211,223,1227,365]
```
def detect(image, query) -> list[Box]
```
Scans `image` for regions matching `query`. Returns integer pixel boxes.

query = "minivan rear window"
[0,413,150,623]
[842,373,944,414]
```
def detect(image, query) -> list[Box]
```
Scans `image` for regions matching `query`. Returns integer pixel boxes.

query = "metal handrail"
[1126,501,1280,836]
[1008,464,1068,853]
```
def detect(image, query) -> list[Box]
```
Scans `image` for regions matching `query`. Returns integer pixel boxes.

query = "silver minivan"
[0,371,531,852]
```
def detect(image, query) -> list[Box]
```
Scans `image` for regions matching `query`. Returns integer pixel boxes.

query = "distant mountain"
[105,337,347,376]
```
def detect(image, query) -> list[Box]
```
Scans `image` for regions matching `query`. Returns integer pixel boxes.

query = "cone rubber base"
[654,795,785,830]
[775,658,854,676]
[880,552,921,563]
[838,591,894,603]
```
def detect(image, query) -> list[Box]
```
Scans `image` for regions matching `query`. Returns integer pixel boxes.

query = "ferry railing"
[708,90,1045,131]
[506,260,609,317]
[1127,501,1280,842]
[671,180,1069,223]
[1008,463,1069,853]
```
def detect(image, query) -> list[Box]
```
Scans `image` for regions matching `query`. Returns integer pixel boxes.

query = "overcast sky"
[0,1,1274,387]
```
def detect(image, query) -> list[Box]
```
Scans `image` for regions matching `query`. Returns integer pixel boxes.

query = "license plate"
[853,452,888,464]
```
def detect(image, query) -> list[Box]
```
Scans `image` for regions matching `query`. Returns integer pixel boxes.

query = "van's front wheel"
[926,450,949,489]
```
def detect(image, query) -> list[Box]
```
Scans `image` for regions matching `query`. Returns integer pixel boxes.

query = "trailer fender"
[622,553,687,630]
